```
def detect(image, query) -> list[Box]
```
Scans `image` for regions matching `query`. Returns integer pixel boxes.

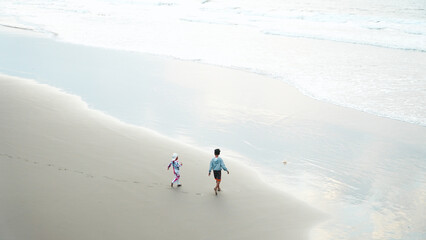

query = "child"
[167,153,182,187]
[208,149,229,195]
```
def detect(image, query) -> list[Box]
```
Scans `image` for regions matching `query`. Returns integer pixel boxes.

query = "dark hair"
[214,149,221,155]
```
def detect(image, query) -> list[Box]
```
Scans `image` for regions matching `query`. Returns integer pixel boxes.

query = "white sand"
[0,74,323,240]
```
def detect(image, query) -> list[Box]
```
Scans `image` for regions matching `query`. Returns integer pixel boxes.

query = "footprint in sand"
[103,176,116,181]
[0,155,145,185]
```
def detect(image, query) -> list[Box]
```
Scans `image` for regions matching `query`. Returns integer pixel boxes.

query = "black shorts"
[213,170,222,181]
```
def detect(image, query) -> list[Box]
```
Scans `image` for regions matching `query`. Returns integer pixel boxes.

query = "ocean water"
[1,1,426,240]
[0,0,425,126]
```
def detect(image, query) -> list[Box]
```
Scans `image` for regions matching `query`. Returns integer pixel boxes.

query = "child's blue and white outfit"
[168,153,182,185]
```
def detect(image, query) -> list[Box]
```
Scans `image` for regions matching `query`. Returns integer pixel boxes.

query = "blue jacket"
[209,157,228,173]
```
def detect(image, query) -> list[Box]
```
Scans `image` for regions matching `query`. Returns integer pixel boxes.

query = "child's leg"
[215,180,220,191]
[172,174,180,184]
[176,174,181,185]
[213,180,220,195]
[172,169,180,185]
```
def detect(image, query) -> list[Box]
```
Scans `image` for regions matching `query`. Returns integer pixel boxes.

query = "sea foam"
[1,0,425,126]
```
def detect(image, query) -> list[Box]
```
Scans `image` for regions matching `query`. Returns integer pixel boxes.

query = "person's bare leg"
[214,181,220,195]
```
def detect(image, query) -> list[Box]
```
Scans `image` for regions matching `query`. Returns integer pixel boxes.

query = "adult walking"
[208,149,229,195]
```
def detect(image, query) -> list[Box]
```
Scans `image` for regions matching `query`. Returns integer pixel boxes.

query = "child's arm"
[167,162,172,170]
[208,160,213,176]
[221,159,229,173]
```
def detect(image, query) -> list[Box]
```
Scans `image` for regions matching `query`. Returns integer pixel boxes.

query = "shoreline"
[0,73,324,240]
[1,28,425,239]
[1,24,424,127]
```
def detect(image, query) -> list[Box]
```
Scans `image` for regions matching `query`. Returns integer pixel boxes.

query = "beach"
[0,72,324,239]
[1,4,426,238]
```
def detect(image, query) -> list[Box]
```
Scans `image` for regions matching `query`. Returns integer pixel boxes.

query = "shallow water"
[1,32,426,239]
[1,0,426,125]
